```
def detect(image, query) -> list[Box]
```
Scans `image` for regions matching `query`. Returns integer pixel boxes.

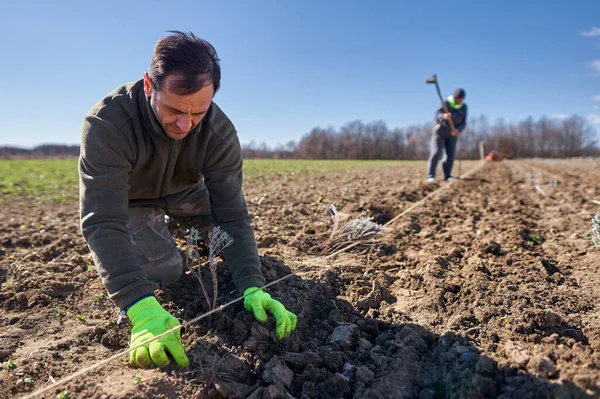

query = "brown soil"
[1,160,599,398]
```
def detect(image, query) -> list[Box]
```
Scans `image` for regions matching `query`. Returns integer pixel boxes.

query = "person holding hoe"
[78,31,297,369]
[426,88,468,182]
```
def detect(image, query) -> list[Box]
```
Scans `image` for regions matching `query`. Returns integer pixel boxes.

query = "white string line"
[20,160,486,399]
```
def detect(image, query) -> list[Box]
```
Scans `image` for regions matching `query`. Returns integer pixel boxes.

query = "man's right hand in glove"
[126,296,190,368]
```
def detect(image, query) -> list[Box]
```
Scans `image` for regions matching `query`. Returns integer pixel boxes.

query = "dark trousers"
[427,134,458,179]
[127,182,212,287]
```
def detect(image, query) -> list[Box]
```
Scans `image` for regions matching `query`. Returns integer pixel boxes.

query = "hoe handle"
[436,83,457,132]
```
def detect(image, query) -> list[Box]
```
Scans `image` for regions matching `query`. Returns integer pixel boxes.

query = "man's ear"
[143,72,153,97]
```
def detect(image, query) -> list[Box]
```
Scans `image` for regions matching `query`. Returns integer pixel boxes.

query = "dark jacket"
[79,79,265,309]
[434,98,467,139]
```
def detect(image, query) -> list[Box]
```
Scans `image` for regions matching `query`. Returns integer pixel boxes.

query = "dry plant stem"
[207,226,234,310]
[324,204,383,253]
[534,185,547,198]
[327,204,340,244]
[187,228,212,310]
[210,263,218,310]
[193,268,212,311]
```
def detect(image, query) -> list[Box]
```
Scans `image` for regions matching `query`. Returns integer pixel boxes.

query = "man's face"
[143,72,214,140]
[455,96,464,105]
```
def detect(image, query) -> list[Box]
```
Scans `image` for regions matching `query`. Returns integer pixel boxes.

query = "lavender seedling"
[186,228,211,310]
[187,226,233,310]
[325,204,384,252]
[592,214,600,249]
[327,204,341,243]
[207,226,234,310]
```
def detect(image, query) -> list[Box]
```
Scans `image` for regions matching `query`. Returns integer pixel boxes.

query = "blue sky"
[1,0,599,147]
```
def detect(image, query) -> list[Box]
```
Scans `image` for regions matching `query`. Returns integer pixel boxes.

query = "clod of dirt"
[505,340,530,368]
[263,382,294,399]
[243,323,271,352]
[541,259,560,275]
[100,327,128,348]
[376,243,397,256]
[301,382,318,398]
[355,366,374,384]
[282,351,322,372]
[320,348,346,372]
[356,281,391,310]
[318,373,351,397]
[43,281,75,298]
[263,357,294,388]
[214,380,255,398]
[475,356,498,377]
[341,362,356,379]
[246,387,263,399]
[435,256,449,269]
[16,236,31,247]
[483,241,503,256]
[328,323,358,349]
[302,363,331,383]
[231,318,249,345]
[6,292,28,311]
[447,246,465,261]
[357,338,373,352]
[543,310,563,328]
[530,355,559,379]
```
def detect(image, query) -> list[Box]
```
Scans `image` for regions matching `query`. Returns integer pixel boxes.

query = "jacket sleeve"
[435,105,447,124]
[79,115,155,310]
[456,104,468,132]
[202,130,265,294]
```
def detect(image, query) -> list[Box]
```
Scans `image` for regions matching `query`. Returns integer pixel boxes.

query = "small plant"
[187,227,234,310]
[57,391,69,399]
[77,315,86,323]
[93,293,106,305]
[325,204,384,251]
[54,306,65,325]
[592,214,600,249]
[87,264,95,271]
[5,359,16,370]
[528,235,544,246]
[134,375,143,386]
[207,227,234,310]
[23,377,33,384]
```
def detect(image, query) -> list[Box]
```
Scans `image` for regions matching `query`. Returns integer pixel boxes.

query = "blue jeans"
[427,134,458,179]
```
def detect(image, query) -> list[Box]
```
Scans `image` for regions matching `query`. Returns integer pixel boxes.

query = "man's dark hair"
[149,30,221,95]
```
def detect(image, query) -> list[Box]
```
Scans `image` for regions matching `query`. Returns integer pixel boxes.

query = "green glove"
[243,287,297,340]
[126,296,190,368]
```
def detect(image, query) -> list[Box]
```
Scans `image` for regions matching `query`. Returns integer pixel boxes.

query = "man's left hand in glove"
[243,287,297,340]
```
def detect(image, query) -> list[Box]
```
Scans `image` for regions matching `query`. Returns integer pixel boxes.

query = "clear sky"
[1,0,599,148]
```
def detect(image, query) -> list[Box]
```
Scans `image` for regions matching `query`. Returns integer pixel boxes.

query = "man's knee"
[128,207,184,287]
[141,250,184,288]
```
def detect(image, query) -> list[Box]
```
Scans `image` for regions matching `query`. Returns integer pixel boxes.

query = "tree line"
[242,115,599,160]
[2,115,597,160]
